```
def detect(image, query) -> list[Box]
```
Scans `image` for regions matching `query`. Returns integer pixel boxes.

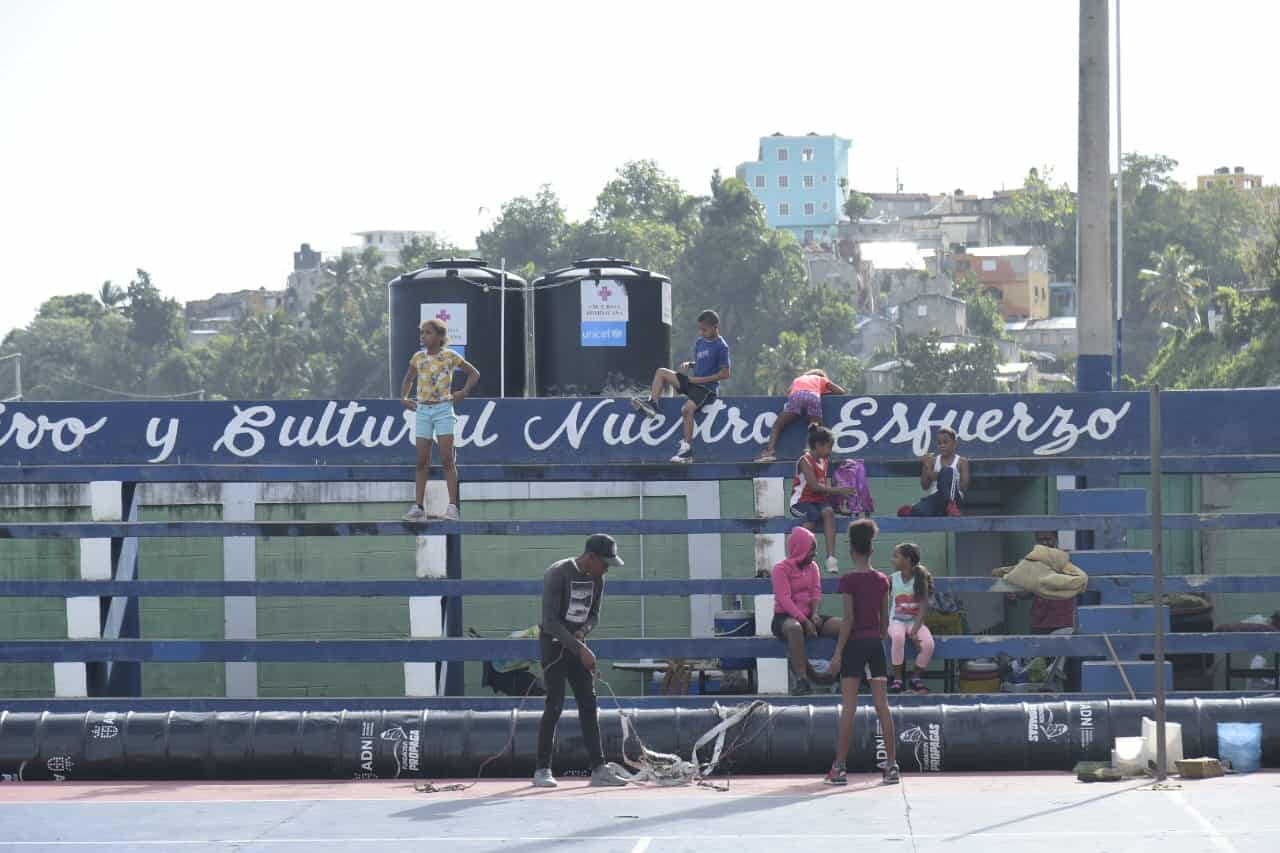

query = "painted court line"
[1,829,1277,845]
[1171,789,1241,853]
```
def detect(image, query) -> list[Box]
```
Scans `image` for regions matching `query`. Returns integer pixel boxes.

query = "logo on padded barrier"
[1028,706,1069,743]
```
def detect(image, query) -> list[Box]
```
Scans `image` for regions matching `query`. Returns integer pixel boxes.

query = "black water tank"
[533,258,672,396]
[387,258,526,398]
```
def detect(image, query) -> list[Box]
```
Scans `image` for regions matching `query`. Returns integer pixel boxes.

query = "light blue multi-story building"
[736,133,851,244]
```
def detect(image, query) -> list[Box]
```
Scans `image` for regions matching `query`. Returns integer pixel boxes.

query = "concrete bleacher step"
[1058,488,1147,515]
[1069,550,1154,575]
[1082,660,1173,693]
[1077,604,1170,634]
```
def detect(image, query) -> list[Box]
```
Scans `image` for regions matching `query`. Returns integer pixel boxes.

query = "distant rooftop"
[962,246,1037,257]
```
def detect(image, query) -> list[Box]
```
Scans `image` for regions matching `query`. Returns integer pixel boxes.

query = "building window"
[777,148,789,162]
[803,229,815,243]
[779,202,790,216]
[982,259,997,272]
[821,175,829,184]
[754,174,766,189]
[778,175,790,189]
[804,202,816,216]
[802,147,815,162]
[822,201,830,211]
[917,304,928,317]
[802,175,815,189]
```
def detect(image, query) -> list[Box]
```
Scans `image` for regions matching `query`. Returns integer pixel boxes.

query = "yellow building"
[1198,165,1263,191]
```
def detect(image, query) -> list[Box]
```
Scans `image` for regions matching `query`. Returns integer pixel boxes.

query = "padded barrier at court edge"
[0,699,1275,781]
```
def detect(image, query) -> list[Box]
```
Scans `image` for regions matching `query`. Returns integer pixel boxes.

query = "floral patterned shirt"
[409,347,464,403]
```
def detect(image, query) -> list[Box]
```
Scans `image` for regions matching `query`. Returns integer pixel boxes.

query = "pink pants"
[888,620,935,669]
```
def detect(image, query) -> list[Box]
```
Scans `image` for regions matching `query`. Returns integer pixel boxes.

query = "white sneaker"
[826,556,840,574]
[532,768,558,788]
[670,441,693,464]
[402,505,428,522]
[444,504,460,521]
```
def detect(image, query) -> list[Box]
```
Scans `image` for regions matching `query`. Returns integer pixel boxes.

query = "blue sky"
[2,0,1276,331]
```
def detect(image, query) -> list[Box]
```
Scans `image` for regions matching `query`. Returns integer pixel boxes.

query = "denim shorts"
[791,499,835,524]
[415,401,457,440]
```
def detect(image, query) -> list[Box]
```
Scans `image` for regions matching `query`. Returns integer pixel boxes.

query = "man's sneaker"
[443,504,460,521]
[754,451,777,463]
[670,441,693,464]
[589,764,628,787]
[910,675,929,694]
[402,505,428,522]
[826,556,840,574]
[824,763,848,785]
[531,768,558,788]
[890,678,904,694]
[791,677,813,696]
[882,761,901,784]
[631,397,659,419]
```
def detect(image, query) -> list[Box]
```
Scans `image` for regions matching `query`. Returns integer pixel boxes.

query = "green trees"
[897,332,999,394]
[1138,245,1207,330]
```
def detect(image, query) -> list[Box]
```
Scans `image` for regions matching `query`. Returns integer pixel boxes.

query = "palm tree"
[1139,245,1206,330]
[98,281,126,310]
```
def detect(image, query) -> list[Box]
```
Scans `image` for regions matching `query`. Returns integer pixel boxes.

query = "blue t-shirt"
[692,335,731,394]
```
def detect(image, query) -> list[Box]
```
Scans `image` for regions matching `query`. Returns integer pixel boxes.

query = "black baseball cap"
[584,533,624,567]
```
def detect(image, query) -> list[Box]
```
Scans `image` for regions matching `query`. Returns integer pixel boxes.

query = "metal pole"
[639,483,646,639]
[1151,383,1167,781]
[523,276,537,398]
[499,257,507,398]
[1115,0,1124,385]
[1076,0,1113,392]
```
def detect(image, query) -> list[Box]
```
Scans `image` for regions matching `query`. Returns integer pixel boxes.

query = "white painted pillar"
[683,482,722,637]
[753,477,789,694]
[406,480,448,696]
[1056,475,1077,550]
[223,483,258,698]
[58,481,122,697]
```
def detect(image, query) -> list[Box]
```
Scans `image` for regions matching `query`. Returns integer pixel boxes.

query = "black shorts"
[676,372,717,410]
[771,612,831,641]
[840,637,888,680]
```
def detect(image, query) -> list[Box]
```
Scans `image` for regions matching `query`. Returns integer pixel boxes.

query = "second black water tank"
[387,258,526,398]
[533,258,672,397]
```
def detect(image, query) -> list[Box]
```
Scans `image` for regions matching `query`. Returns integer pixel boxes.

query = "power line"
[52,371,205,400]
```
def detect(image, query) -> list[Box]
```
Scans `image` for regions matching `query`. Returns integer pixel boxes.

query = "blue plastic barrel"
[715,610,755,670]
[1217,722,1263,773]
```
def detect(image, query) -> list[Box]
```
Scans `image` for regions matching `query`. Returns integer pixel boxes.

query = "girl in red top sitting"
[826,518,900,785]
[756,369,847,463]
[789,426,856,574]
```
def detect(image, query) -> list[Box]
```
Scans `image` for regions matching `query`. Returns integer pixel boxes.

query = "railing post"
[753,476,789,694]
[59,481,121,698]
[222,483,258,699]
[444,531,464,696]
[406,480,448,697]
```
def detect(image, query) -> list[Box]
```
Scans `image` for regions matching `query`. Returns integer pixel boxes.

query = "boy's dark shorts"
[841,637,889,680]
[676,372,717,410]
[790,499,836,524]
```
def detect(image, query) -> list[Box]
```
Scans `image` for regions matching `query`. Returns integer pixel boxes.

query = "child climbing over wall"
[755,369,848,463]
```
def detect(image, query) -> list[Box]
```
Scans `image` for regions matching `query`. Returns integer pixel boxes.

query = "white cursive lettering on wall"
[0,404,107,453]
[830,397,1133,456]
[524,399,616,451]
[457,401,498,448]
[145,417,180,463]
[213,405,276,458]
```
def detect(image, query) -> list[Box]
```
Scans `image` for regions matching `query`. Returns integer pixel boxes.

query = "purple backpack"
[832,459,874,516]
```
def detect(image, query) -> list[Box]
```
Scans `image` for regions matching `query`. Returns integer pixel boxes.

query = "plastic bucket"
[1141,717,1184,772]
[715,610,755,670]
[1217,722,1263,773]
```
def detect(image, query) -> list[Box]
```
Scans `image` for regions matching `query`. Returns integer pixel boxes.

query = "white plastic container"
[1141,716,1184,772]
[1112,736,1146,775]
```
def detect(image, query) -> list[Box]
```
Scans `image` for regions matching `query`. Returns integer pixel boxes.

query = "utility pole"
[1077,0,1113,392]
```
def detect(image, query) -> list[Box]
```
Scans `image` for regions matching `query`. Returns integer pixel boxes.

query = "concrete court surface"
[0,772,1278,853]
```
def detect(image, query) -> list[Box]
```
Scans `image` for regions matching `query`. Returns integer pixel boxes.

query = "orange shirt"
[789,374,832,396]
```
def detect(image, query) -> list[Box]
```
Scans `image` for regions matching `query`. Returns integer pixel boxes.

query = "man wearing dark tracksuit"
[532,534,628,788]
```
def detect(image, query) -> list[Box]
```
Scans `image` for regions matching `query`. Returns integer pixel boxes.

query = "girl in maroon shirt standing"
[826,518,900,785]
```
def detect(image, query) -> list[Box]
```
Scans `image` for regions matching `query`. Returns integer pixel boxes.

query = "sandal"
[890,678,904,693]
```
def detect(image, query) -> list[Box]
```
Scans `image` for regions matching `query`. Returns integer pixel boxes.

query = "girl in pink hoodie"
[771,526,845,694]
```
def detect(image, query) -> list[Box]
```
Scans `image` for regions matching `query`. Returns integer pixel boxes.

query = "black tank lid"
[533,258,671,286]
[392,257,527,286]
